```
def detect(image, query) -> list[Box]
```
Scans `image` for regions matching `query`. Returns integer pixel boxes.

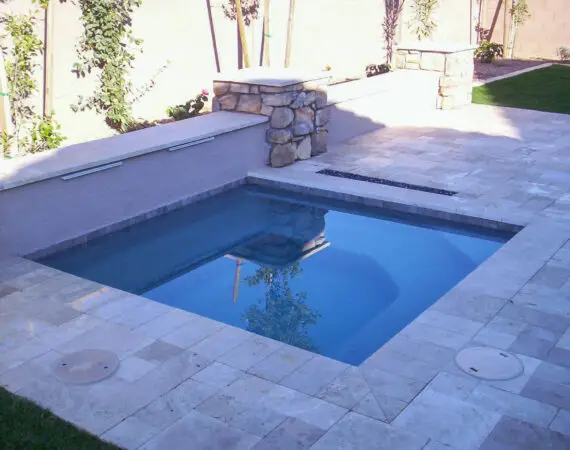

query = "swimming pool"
[38,186,513,365]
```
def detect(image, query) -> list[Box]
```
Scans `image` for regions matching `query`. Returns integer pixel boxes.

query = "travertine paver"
[3,103,570,448]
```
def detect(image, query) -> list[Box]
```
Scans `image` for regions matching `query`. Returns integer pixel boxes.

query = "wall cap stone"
[397,42,477,54]
[213,67,330,88]
[0,112,268,192]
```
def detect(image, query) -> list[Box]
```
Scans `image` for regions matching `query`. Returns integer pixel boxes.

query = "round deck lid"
[53,349,119,384]
[455,347,523,381]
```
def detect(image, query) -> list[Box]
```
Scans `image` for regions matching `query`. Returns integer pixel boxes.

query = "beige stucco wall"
[2,0,473,146]
[481,0,570,60]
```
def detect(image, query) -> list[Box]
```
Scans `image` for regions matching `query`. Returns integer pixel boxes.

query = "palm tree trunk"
[235,0,251,68]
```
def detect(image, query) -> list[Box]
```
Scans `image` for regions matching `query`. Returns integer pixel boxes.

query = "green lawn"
[472,64,570,114]
[0,387,119,450]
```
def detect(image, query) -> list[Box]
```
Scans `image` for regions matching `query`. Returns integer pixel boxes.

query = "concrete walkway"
[2,103,570,449]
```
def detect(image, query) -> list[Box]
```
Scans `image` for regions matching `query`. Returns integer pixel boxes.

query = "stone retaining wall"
[396,47,475,110]
[213,78,329,168]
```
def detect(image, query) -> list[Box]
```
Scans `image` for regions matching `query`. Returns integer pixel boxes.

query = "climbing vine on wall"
[0,4,65,157]
[70,0,143,132]
[409,0,439,41]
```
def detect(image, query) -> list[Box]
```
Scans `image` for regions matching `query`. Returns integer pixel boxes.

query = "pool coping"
[2,163,569,448]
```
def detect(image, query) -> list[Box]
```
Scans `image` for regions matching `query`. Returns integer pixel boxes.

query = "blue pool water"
[39,186,513,365]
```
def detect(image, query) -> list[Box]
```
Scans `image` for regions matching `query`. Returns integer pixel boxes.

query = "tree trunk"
[235,0,251,68]
[284,0,296,67]
[508,20,517,58]
[502,0,511,58]
[206,0,221,72]
[42,1,54,117]
[261,0,271,66]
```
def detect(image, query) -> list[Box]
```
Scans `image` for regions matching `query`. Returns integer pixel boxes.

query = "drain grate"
[455,347,523,381]
[52,349,119,384]
[316,169,457,196]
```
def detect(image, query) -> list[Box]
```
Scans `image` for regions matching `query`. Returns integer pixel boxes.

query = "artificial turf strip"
[472,64,570,114]
[0,387,120,450]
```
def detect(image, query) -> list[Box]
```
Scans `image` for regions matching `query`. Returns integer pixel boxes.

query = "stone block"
[420,52,446,72]
[213,82,230,96]
[395,51,407,70]
[315,108,331,127]
[293,123,314,136]
[260,85,285,93]
[250,85,260,94]
[260,104,274,117]
[236,94,261,114]
[445,52,475,78]
[295,107,315,125]
[217,94,238,111]
[290,92,307,109]
[439,75,470,88]
[406,61,421,70]
[439,84,470,97]
[407,50,421,63]
[230,83,250,94]
[296,137,312,160]
[303,91,316,105]
[261,92,295,107]
[270,107,294,128]
[267,128,293,145]
[311,128,328,155]
[314,89,328,108]
[270,143,296,168]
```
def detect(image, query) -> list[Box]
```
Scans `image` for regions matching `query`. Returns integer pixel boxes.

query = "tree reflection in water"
[243,262,320,352]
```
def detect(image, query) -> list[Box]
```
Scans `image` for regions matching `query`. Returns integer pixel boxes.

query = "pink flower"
[201,89,209,96]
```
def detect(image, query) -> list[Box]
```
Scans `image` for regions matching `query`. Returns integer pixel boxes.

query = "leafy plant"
[70,0,143,133]
[510,0,531,27]
[475,41,504,63]
[29,114,66,153]
[409,0,439,40]
[222,0,259,25]
[557,46,570,61]
[166,90,209,121]
[476,24,491,42]
[507,0,531,58]
[383,0,406,64]
[0,7,65,157]
[366,63,391,77]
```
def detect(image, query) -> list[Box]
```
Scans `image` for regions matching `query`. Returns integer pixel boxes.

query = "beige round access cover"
[455,347,523,381]
[53,349,119,384]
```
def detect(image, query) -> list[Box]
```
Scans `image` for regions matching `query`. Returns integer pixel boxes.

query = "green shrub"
[557,46,570,61]
[475,41,504,63]
[166,90,209,121]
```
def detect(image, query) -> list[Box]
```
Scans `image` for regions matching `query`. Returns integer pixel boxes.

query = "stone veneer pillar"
[395,44,477,110]
[212,68,330,168]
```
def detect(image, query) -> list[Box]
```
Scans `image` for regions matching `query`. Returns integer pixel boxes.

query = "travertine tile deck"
[2,103,570,449]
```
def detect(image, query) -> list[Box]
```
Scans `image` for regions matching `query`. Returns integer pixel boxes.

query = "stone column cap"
[213,67,330,87]
[397,42,478,53]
